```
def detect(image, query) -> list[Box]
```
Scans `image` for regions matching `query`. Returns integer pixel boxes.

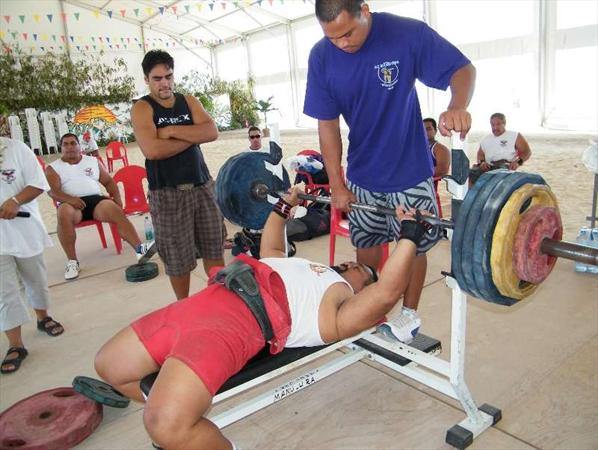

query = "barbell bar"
[216,151,597,306]
[253,182,597,267]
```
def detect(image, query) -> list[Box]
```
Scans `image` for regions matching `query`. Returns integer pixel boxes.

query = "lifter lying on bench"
[94,185,434,450]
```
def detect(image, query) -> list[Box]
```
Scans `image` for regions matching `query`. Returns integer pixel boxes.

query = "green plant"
[0,47,135,114]
[252,96,277,128]
[177,71,258,130]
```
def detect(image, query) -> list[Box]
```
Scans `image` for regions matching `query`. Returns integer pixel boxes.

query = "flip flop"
[37,317,65,337]
[1,347,28,374]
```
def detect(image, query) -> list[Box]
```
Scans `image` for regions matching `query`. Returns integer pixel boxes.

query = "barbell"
[215,151,598,306]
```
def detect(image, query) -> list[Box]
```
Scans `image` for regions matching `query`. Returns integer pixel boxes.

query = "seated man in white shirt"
[46,133,154,280]
[469,112,531,184]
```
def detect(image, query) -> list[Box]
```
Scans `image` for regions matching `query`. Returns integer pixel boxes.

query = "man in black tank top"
[131,50,225,300]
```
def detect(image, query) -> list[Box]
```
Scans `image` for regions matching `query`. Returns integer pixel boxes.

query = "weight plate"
[73,376,130,409]
[125,262,159,282]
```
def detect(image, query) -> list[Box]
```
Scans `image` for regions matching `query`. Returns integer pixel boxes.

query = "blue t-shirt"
[303,13,470,192]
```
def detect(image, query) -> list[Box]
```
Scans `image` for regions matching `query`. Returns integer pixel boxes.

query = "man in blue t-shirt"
[304,0,476,341]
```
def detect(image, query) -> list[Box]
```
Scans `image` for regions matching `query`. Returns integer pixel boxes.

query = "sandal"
[37,317,65,337]
[1,347,28,374]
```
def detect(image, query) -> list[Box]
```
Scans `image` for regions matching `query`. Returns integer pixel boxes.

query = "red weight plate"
[513,206,562,284]
[0,387,103,450]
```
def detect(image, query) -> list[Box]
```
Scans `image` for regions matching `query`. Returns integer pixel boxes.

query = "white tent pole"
[286,23,300,127]
[59,0,72,57]
[140,25,147,53]
[422,0,436,117]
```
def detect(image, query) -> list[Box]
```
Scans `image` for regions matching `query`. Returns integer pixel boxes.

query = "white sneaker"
[64,260,80,280]
[377,307,421,344]
[136,241,156,263]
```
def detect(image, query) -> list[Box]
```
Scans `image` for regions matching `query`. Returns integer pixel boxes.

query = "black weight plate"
[472,172,546,304]
[72,376,130,408]
[125,262,159,282]
[460,171,510,300]
[216,151,290,229]
[452,171,509,299]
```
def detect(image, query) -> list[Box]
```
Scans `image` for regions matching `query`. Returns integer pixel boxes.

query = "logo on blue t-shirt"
[374,60,399,90]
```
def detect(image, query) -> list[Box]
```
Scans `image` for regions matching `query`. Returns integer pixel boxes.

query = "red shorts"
[132,284,269,396]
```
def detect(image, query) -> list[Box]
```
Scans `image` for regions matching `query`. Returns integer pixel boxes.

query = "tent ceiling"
[65,0,315,45]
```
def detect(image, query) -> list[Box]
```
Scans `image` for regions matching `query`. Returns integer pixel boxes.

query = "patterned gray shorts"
[347,178,442,255]
[149,179,224,277]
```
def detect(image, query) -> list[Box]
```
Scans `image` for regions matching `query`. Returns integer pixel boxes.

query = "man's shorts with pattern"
[149,179,224,277]
[347,178,442,255]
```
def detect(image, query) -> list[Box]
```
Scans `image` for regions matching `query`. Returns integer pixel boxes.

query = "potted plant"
[253,96,277,137]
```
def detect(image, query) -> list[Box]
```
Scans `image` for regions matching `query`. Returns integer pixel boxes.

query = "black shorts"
[80,195,109,221]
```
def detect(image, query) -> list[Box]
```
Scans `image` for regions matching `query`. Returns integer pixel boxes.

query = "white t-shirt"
[261,257,352,347]
[79,134,99,154]
[50,155,102,197]
[0,137,53,258]
[480,130,519,163]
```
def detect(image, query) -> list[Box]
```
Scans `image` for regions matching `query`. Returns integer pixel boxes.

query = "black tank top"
[141,93,211,190]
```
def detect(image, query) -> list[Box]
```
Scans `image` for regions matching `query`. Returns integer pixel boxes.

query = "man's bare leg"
[169,273,191,300]
[402,254,426,310]
[356,245,383,270]
[202,258,224,277]
[95,326,159,403]
[93,200,142,249]
[144,358,233,450]
[56,204,82,261]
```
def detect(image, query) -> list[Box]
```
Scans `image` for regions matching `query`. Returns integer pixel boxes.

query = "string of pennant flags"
[0,0,308,54]
[0,0,307,25]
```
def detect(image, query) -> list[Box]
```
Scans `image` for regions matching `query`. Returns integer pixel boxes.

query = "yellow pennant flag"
[146,7,153,15]
[0,31,4,39]
[197,4,203,12]
[94,10,100,19]
[41,33,48,41]
[33,14,40,23]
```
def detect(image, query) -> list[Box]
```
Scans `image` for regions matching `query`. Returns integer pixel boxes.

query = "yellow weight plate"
[490,184,559,299]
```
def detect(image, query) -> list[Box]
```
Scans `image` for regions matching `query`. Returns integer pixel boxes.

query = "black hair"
[331,263,378,284]
[248,126,260,135]
[423,117,437,131]
[141,50,174,77]
[490,112,506,122]
[315,0,364,22]
[60,133,79,146]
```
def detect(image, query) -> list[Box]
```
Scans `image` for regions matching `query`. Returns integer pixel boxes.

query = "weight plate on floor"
[0,387,102,450]
[73,376,130,409]
[125,262,159,282]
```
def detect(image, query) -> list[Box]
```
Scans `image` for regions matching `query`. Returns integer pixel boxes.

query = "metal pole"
[541,238,598,266]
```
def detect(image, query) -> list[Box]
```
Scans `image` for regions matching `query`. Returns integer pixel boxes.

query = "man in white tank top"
[45,134,155,280]
[95,184,432,450]
[469,112,532,184]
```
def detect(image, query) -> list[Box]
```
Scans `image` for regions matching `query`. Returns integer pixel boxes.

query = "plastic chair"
[328,170,389,271]
[105,141,130,172]
[112,165,150,216]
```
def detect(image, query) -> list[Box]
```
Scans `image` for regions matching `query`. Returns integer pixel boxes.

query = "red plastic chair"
[328,170,389,271]
[105,141,130,172]
[294,149,331,205]
[112,165,150,216]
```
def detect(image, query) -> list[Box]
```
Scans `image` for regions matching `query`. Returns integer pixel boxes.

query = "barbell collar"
[540,238,598,266]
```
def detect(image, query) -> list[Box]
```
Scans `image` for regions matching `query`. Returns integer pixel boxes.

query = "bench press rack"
[141,139,501,449]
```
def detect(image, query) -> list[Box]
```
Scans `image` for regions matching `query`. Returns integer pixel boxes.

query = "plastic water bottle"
[587,228,598,274]
[144,216,154,241]
[575,227,590,273]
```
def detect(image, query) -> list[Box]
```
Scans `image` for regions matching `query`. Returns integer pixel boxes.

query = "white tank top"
[480,130,518,163]
[50,155,102,197]
[260,257,352,347]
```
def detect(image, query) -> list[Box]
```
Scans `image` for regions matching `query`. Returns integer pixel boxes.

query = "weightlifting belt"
[213,260,274,342]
